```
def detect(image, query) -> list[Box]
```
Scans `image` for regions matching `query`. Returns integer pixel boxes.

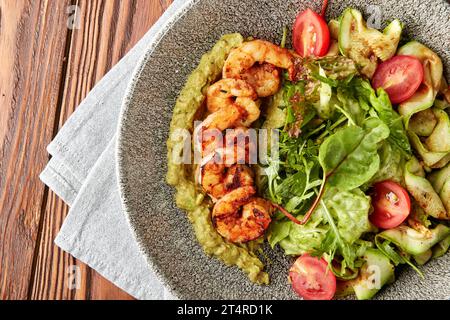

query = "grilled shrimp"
[200,127,257,200]
[240,63,281,97]
[204,78,261,127]
[201,163,254,201]
[195,99,260,156]
[194,105,241,156]
[223,40,295,82]
[200,104,242,132]
[207,78,257,113]
[212,186,274,243]
[234,97,261,127]
[193,39,297,243]
[223,127,257,165]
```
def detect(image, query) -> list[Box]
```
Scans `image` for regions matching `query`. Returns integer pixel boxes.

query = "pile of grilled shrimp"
[194,40,296,243]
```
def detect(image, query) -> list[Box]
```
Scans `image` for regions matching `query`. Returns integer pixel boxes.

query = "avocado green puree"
[166,34,269,285]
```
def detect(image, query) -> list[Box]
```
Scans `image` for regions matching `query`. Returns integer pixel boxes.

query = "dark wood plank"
[30,0,173,300]
[0,0,72,299]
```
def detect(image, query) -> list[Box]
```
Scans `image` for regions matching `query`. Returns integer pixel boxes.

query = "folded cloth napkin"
[39,0,189,300]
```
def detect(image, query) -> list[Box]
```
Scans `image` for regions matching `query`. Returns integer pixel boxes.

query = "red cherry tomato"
[293,8,330,57]
[370,180,411,229]
[289,254,336,300]
[372,55,424,104]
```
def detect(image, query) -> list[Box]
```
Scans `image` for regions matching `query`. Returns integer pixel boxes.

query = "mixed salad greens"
[258,3,450,300]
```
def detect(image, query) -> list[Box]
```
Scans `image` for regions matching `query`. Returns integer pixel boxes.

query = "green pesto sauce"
[166,33,269,285]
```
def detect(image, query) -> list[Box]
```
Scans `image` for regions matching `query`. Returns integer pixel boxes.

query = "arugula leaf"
[275,171,307,199]
[319,118,390,191]
[373,93,411,154]
[376,240,405,266]
[265,131,320,208]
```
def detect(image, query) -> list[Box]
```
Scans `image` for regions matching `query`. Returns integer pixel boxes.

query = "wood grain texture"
[0,0,72,300]
[29,0,173,300]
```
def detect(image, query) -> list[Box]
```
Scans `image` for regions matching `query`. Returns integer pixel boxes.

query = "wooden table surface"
[0,0,173,300]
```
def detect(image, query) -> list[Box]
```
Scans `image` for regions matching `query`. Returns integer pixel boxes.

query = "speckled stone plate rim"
[116,0,201,300]
[117,0,450,300]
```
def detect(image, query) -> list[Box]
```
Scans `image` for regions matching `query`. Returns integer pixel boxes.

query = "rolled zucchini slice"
[405,157,448,219]
[398,41,443,91]
[376,224,450,256]
[338,8,402,78]
[413,249,432,266]
[439,179,450,214]
[398,41,443,127]
[432,235,450,258]
[352,248,395,300]
[328,19,340,40]
[425,109,450,153]
[407,131,449,168]
[408,109,437,137]
[428,163,450,193]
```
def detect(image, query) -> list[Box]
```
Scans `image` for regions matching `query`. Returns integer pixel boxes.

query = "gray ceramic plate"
[117,0,450,299]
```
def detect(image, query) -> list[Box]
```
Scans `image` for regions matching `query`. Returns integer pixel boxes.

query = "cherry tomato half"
[293,8,330,57]
[372,55,424,104]
[370,180,411,229]
[289,254,336,300]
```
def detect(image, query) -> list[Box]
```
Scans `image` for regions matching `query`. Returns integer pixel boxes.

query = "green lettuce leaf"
[336,86,366,126]
[321,188,372,244]
[369,141,405,186]
[370,88,412,155]
[267,220,291,248]
[319,117,390,191]
[312,67,335,119]
[270,187,371,264]
[357,80,411,155]
[275,215,328,255]
[317,198,358,269]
